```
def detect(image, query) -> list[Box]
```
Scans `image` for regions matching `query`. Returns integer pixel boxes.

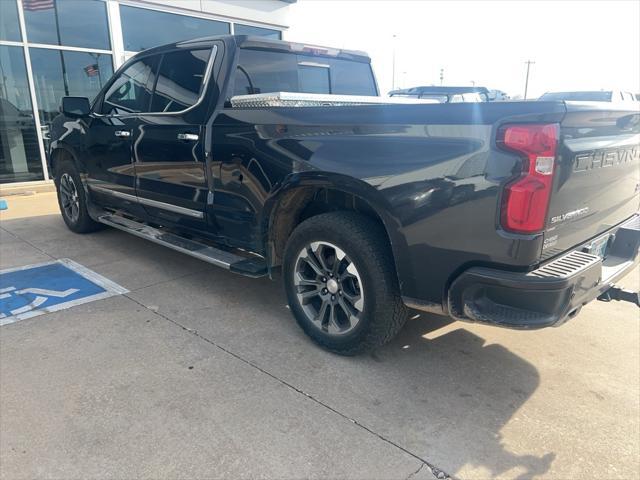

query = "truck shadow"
[1,216,556,479]
[377,313,555,479]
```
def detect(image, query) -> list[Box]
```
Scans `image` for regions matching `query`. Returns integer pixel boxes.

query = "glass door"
[0,45,42,184]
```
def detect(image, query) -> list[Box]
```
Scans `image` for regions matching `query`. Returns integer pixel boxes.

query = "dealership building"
[0,0,294,186]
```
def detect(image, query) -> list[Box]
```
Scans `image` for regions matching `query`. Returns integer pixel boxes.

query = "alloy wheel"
[293,241,365,335]
[59,173,80,223]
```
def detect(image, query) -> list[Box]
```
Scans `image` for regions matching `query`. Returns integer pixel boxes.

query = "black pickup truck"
[49,35,640,354]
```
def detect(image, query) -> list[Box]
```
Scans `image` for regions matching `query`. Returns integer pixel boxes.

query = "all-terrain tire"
[55,160,102,233]
[283,211,408,355]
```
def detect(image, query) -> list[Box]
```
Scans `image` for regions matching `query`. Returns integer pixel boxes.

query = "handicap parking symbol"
[0,259,128,326]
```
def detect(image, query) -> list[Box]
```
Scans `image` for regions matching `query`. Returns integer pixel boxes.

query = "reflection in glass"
[234,24,281,39]
[0,46,43,183]
[299,65,330,94]
[0,0,21,41]
[23,0,110,50]
[151,49,211,112]
[29,48,113,147]
[120,5,229,52]
[101,56,158,115]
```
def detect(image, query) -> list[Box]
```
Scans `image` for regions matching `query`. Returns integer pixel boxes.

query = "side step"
[97,214,268,278]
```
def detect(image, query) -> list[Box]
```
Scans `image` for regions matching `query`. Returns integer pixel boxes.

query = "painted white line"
[0,259,60,275]
[10,296,47,315]
[0,258,128,327]
[14,287,78,297]
[0,286,16,294]
[0,293,11,300]
[58,258,129,294]
[0,290,119,327]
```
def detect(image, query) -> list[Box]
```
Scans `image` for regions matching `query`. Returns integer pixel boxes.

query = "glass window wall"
[29,48,113,147]
[234,24,281,39]
[120,5,229,52]
[23,0,110,50]
[0,46,43,183]
[0,0,22,42]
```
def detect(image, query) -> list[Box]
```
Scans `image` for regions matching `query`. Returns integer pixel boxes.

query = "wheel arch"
[49,143,83,179]
[262,172,412,295]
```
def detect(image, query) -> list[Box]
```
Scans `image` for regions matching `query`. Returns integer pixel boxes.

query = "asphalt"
[0,191,638,480]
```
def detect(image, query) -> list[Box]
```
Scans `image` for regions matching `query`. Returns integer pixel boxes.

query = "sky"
[286,0,640,98]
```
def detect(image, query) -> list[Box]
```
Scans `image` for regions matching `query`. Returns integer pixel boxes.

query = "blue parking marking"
[0,259,128,326]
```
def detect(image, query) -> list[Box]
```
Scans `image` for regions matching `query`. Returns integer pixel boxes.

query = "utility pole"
[392,34,397,90]
[524,60,535,99]
[439,68,444,86]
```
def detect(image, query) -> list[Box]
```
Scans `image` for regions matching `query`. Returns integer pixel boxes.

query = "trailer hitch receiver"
[598,285,640,307]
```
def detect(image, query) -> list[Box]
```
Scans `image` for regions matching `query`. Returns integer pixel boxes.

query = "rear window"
[232,49,377,97]
[539,91,613,102]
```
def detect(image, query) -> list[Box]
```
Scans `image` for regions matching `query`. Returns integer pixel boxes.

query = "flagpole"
[52,0,69,96]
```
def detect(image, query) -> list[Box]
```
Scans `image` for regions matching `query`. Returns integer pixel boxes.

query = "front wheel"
[283,211,407,355]
[55,160,101,233]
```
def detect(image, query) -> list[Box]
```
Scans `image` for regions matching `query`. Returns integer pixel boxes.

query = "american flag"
[84,64,100,77]
[22,0,55,11]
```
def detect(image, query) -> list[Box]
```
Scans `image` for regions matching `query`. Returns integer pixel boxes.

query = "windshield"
[539,91,613,101]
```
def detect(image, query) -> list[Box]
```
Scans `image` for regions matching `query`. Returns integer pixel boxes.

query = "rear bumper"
[446,214,640,329]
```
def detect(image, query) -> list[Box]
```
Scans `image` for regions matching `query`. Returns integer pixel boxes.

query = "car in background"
[388,86,490,103]
[539,90,638,103]
[487,89,510,101]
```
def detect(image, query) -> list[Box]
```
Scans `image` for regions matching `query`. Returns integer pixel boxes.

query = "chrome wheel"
[59,173,80,223]
[293,241,364,335]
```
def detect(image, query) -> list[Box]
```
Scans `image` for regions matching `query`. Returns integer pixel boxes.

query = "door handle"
[114,130,130,137]
[177,133,199,141]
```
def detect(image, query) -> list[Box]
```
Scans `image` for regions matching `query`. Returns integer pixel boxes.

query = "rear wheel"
[283,211,407,355]
[55,160,101,233]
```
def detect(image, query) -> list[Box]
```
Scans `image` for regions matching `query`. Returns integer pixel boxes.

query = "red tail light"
[499,123,559,234]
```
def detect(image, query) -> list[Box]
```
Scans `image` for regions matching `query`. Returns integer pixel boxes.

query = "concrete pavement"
[1,192,639,479]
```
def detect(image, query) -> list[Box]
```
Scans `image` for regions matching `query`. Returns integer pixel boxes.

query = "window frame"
[94,44,217,118]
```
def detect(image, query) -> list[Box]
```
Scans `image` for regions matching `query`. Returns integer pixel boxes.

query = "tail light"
[498,123,559,233]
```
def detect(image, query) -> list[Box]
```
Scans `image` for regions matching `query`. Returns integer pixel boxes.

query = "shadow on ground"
[0,214,559,479]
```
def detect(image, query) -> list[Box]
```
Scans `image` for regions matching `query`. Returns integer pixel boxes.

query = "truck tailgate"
[543,104,639,259]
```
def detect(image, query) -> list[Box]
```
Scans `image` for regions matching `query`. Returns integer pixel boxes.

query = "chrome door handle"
[177,133,199,141]
[114,130,130,137]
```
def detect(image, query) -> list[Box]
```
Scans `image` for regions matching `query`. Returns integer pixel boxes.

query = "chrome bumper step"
[97,214,268,278]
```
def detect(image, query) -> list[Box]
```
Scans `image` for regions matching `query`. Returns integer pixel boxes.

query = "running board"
[97,214,268,278]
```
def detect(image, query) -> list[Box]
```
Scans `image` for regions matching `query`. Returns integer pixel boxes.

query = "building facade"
[0,0,293,185]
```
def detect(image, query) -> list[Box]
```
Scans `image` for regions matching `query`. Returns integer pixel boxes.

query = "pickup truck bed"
[49,35,639,354]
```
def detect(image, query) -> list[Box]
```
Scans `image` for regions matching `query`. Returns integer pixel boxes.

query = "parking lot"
[1,191,638,480]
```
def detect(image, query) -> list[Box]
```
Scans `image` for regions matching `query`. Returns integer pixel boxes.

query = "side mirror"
[61,96,91,117]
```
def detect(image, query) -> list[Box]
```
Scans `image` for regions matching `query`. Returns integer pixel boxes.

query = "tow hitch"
[598,285,640,307]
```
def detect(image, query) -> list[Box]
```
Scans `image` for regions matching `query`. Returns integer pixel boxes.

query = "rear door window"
[150,47,213,113]
[101,55,159,114]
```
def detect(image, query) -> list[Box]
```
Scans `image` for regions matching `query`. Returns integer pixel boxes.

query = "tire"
[55,160,102,233]
[283,211,407,355]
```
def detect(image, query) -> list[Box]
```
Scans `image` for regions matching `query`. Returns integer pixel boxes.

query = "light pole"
[439,68,444,86]
[392,34,397,90]
[524,60,535,99]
